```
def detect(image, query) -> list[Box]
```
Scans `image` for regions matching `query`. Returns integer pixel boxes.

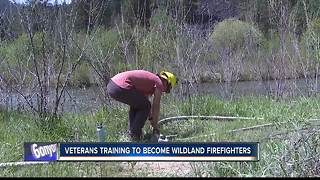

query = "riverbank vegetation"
[1,1,320,118]
[1,1,320,84]
[0,95,319,177]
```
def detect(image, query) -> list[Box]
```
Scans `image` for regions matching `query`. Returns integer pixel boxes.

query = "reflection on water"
[1,77,320,113]
[0,86,106,113]
[193,78,319,98]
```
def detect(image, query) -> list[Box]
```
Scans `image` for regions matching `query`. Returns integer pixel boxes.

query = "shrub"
[208,19,263,82]
[210,19,262,52]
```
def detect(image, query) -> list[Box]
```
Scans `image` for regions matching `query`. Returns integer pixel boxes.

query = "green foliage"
[70,62,91,88]
[91,27,120,54]
[0,32,45,64]
[210,19,262,52]
[136,30,173,69]
[149,9,177,38]
[0,34,28,65]
[239,0,271,35]
[72,27,122,66]
[301,18,320,63]
[0,32,45,84]
[89,27,127,74]
[136,10,177,70]
[260,31,298,58]
[292,0,320,35]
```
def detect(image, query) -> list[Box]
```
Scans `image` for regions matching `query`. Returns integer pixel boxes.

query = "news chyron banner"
[24,142,259,161]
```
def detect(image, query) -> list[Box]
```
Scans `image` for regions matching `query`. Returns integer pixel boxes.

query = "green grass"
[0,95,319,177]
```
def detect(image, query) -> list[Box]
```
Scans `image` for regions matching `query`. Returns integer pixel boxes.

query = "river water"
[192,77,320,98]
[1,77,319,113]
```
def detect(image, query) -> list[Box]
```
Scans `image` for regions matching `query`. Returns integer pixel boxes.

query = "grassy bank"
[0,95,319,177]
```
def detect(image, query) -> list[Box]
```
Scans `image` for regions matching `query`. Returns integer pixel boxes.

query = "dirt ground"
[121,162,195,177]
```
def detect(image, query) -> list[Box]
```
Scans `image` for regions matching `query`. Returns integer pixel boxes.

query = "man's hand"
[150,128,160,143]
[153,128,160,136]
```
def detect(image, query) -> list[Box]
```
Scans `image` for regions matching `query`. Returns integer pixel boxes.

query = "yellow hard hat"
[160,71,177,88]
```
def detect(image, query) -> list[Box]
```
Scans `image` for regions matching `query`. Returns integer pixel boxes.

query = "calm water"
[190,78,320,98]
[1,77,320,113]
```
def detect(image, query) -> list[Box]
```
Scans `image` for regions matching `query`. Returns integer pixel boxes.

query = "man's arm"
[150,88,162,134]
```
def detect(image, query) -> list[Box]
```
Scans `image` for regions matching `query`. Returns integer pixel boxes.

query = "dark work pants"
[107,80,151,139]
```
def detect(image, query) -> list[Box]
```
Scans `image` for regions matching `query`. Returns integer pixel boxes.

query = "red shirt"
[111,70,165,96]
